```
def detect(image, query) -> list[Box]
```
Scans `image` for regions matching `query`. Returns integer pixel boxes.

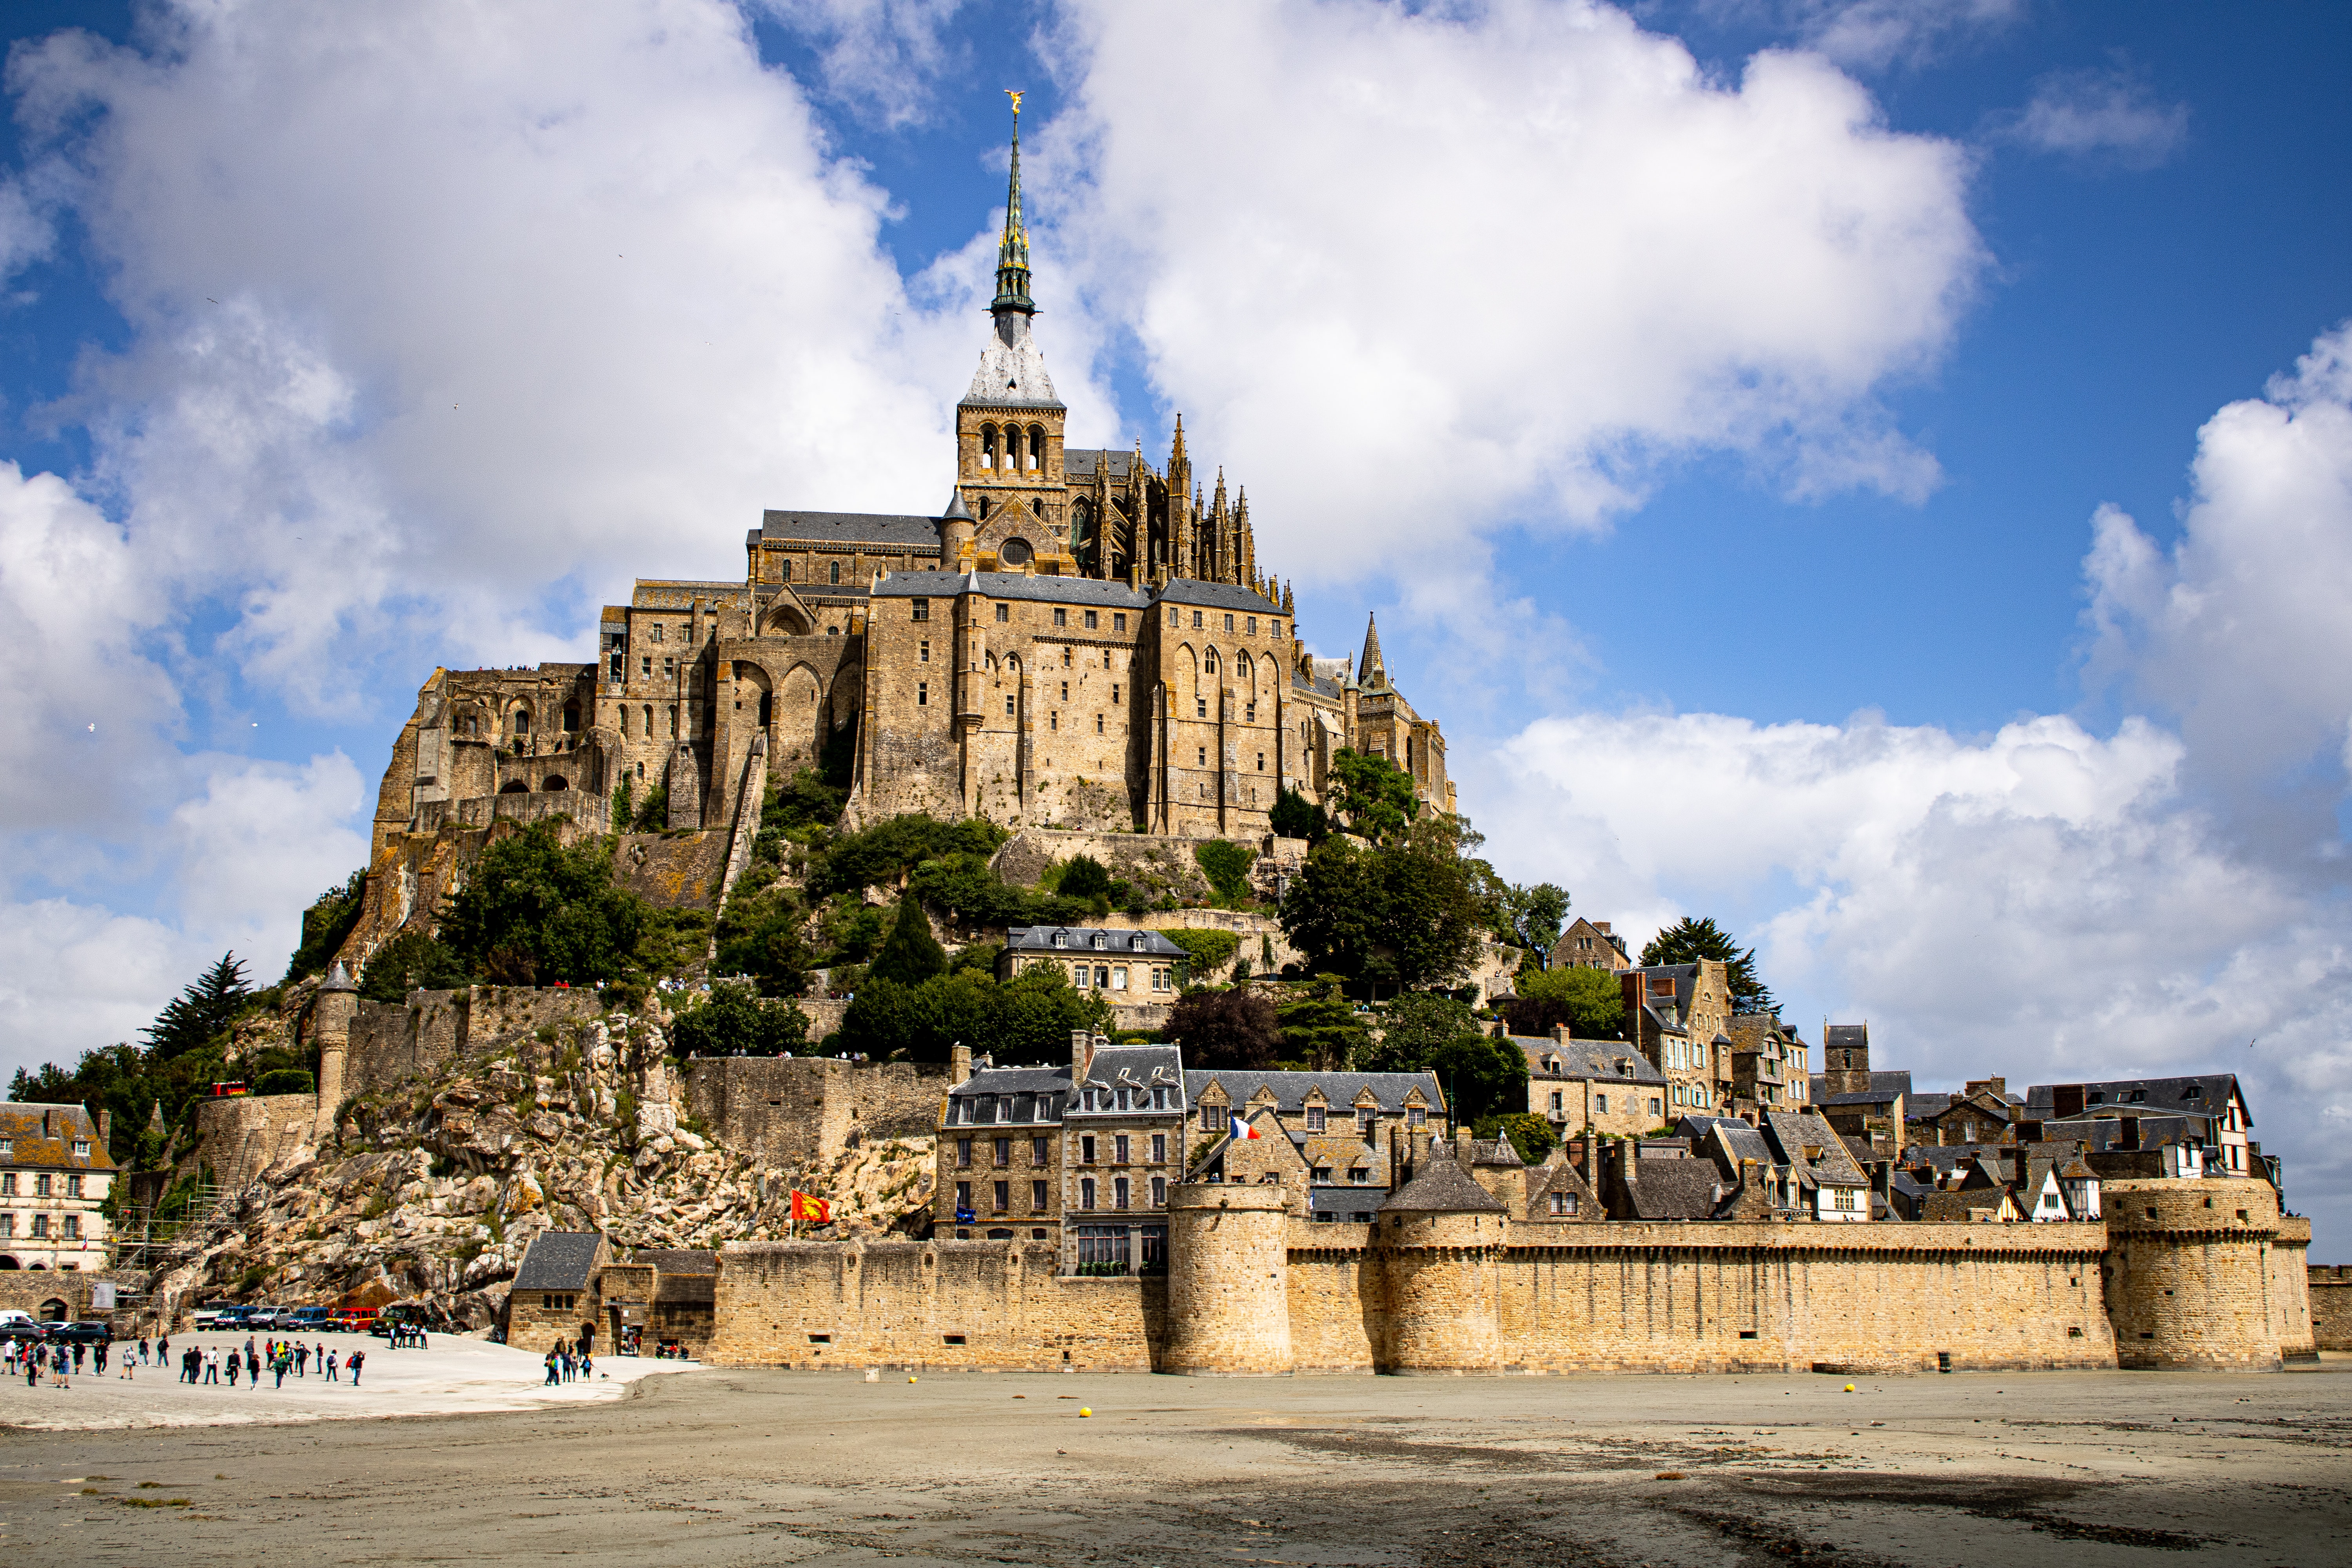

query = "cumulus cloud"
[1036,0,1984,586]
[1766,0,2028,72]
[6,0,1062,709]
[753,0,971,127]
[1994,65,2188,168]
[1472,323,2352,1252]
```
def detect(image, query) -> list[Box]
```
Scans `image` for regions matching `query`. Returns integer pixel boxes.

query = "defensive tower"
[2102,1176,2300,1369]
[1161,1180,1295,1374]
[1376,1147,1508,1374]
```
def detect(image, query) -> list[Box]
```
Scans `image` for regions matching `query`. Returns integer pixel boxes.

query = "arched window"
[1205,650,1218,675]
[642,704,653,736]
[1027,424,1046,470]
[511,707,530,736]
[980,423,998,469]
[829,560,841,585]
[500,779,530,794]
[780,559,793,582]
[541,775,568,792]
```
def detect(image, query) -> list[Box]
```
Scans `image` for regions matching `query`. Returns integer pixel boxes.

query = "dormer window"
[1130,933,1146,951]
[1091,933,1105,950]
[1053,931,1067,949]
[71,1139,89,1158]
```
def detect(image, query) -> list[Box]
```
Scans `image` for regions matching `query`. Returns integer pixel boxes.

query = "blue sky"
[1,1,2348,1250]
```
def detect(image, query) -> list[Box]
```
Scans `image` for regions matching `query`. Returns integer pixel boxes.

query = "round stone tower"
[312,960,359,1143]
[1162,1181,1294,1375]
[1376,1147,1508,1374]
[2103,1176,2291,1369]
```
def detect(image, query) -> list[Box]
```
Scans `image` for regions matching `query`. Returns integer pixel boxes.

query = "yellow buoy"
[1078,1406,1092,1417]
[908,1376,918,1383]
[1843,1383,1855,1392]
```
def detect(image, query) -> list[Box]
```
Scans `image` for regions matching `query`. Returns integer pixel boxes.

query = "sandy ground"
[0,1332,699,1430]
[2,1356,2346,1566]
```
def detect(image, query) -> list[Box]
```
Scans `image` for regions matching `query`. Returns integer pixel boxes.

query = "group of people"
[542,1336,593,1385]
[173,1336,363,1387]
[5,1336,109,1387]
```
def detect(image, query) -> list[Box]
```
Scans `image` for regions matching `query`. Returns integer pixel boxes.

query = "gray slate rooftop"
[760,510,946,549]
[513,1231,604,1292]
[1380,1152,1506,1214]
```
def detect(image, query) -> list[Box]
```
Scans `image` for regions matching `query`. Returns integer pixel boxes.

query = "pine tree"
[141,953,251,1058]
[867,893,948,986]
[1639,917,1775,1013]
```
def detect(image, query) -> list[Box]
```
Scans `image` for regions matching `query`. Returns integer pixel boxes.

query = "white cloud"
[1994,65,2188,168]
[1766,0,2028,72]
[1037,0,1984,589]
[753,0,971,127]
[1470,322,2352,1254]
[169,752,370,957]
[5,0,1058,708]
[0,897,190,1063]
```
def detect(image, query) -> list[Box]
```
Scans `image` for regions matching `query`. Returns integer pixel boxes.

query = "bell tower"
[953,91,1071,573]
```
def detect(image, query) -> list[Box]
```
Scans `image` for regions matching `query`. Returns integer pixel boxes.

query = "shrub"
[1506,965,1626,1040]
[1162,928,1239,982]
[254,1069,315,1096]
[1168,988,1280,1071]
[1057,854,1112,901]
[284,870,368,983]
[1194,839,1257,903]
[1474,1112,1559,1164]
[669,985,812,1058]
[868,893,949,985]
[359,933,468,1003]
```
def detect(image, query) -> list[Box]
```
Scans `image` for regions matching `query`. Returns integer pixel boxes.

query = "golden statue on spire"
[1005,88,1024,117]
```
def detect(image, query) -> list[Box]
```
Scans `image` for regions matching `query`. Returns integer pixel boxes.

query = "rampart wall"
[341,985,608,1103]
[192,1094,321,1192]
[679,1056,947,1165]
[2312,1264,2352,1352]
[710,1239,1166,1371]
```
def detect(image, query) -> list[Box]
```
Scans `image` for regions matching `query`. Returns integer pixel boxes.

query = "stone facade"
[2311,1263,2352,1352]
[704,1159,2310,1375]
[1621,962,1734,1116]
[2102,1176,2309,1369]
[341,119,1455,977]
[679,1056,948,1166]
[0,1103,115,1271]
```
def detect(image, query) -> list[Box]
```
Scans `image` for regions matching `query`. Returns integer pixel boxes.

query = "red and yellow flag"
[790,1189,831,1223]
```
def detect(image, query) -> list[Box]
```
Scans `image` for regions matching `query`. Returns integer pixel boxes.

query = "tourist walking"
[348,1349,364,1386]
[225,1350,239,1388]
[204,1347,220,1384]
[94,1341,107,1375]
[138,1336,150,1365]
[543,1348,558,1386]
[71,1341,85,1374]
[156,1334,169,1365]
[323,1348,338,1383]
[296,1341,309,1376]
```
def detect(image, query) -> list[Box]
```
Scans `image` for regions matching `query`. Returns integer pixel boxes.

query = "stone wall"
[2103,1178,2295,1370]
[0,1271,133,1321]
[611,830,730,909]
[2312,1264,2352,1351]
[191,1094,320,1192]
[708,1238,1166,1371]
[341,986,609,1104]
[678,1057,949,1165]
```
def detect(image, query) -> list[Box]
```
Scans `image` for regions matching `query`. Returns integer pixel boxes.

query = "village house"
[1508,1027,1669,1138]
[1185,1067,1446,1225]
[1547,917,1630,973]
[0,1104,114,1271]
[2024,1075,2261,1180]
[1619,962,1734,1114]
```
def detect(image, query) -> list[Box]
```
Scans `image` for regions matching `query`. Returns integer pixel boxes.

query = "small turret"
[940,490,976,564]
[312,960,359,1143]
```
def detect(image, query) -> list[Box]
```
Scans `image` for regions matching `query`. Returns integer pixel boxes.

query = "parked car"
[57,1320,112,1345]
[334,1308,377,1335]
[284,1306,336,1332]
[248,1306,298,1331]
[0,1320,44,1345]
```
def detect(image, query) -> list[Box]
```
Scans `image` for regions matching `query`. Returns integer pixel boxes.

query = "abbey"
[370,114,1452,858]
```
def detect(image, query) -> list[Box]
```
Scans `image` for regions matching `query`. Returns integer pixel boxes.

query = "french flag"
[1230,1116,1261,1140]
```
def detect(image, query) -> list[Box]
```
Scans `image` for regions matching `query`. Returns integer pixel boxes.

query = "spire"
[1169,412,1188,475]
[1282,581,1295,614]
[990,91,1034,316]
[1359,613,1388,691]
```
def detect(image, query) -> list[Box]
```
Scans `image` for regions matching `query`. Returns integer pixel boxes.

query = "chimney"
[95,1108,111,1150]
[1454,1126,1474,1163]
[1580,1129,1598,1179]
[2119,1116,2141,1152]
[951,1044,973,1084]
[1552,1024,1571,1045]
[1070,1029,1094,1085]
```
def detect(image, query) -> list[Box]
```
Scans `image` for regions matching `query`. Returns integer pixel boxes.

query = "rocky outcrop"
[138,1006,934,1332]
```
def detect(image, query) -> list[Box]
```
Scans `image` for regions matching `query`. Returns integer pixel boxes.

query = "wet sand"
[4,1357,2346,1565]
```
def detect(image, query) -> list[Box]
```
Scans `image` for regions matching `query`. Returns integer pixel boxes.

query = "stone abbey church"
[371,120,1454,860]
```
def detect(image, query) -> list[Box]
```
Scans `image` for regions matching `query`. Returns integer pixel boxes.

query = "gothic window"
[829,560,841,584]
[642,704,653,735]
[1205,652,1218,674]
[980,423,998,469]
[780,559,792,581]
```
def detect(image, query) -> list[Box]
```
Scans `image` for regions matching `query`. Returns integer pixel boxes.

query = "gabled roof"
[760,510,945,549]
[1185,1069,1442,1114]
[1621,1157,1728,1220]
[513,1231,605,1292]
[1007,925,1187,956]
[0,1104,115,1172]
[1379,1152,1506,1214]
[1761,1112,1869,1187]
[1468,1135,1523,1169]
[2022,1074,2247,1122]
[1510,1036,1667,1085]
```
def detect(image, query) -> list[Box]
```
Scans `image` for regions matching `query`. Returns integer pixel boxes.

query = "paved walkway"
[0,1332,701,1430]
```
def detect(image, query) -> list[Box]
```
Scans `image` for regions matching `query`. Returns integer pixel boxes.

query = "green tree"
[1193,840,1257,904]
[283,870,368,983]
[358,932,468,1002]
[1327,748,1420,842]
[1474,1111,1559,1164]
[711,876,814,997]
[630,781,669,832]
[1639,916,1776,1012]
[1268,786,1328,842]
[1168,988,1280,1070]
[1278,819,1489,991]
[1363,991,1482,1073]
[838,967,1109,1065]
[867,893,949,986]
[1056,854,1112,902]
[142,953,252,1058]
[1272,976,1367,1071]
[1505,964,1626,1040]
[1425,1033,1534,1126]
[435,822,650,987]
[670,985,812,1057]
[1161,928,1240,983]
[1499,882,1570,965]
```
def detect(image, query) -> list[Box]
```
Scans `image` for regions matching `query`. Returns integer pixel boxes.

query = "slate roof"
[634,1248,718,1276]
[1186,1069,1442,1115]
[760,510,946,549]
[1379,1151,1506,1214]
[1907,1092,1955,1119]
[1811,1070,1913,1105]
[1620,1157,1728,1220]
[1677,1114,1775,1169]
[1307,1187,1385,1221]
[1469,1136,1524,1169]
[871,570,1153,608]
[1156,580,1283,615]
[513,1231,605,1292]
[2022,1074,2246,1121]
[944,1065,1072,1125]
[1063,448,1139,480]
[1761,1112,1869,1188]
[0,1104,114,1172]
[1511,1036,1668,1085]
[1006,925,1188,957]
[1824,1024,1870,1051]
[1074,1045,1185,1096]
[1298,1134,1382,1171]
[2036,1114,2215,1151]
